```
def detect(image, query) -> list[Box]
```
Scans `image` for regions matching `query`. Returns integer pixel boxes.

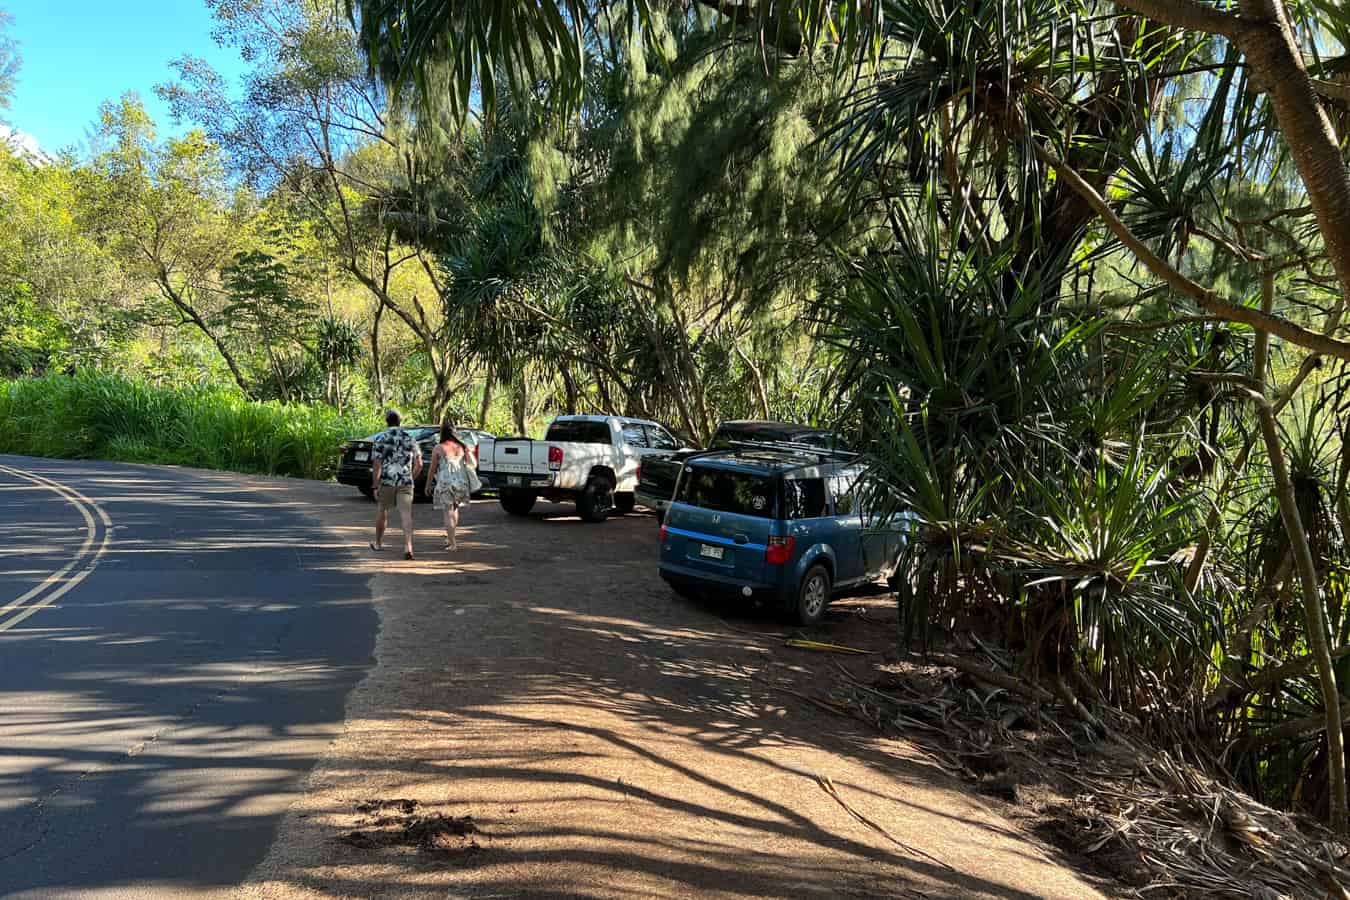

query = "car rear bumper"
[480,471,556,491]
[659,562,789,605]
[337,464,371,487]
[635,489,669,512]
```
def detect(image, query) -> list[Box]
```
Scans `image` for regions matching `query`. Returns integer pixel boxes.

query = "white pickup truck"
[478,415,689,522]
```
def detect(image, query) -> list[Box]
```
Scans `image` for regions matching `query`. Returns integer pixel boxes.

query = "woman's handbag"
[466,462,483,494]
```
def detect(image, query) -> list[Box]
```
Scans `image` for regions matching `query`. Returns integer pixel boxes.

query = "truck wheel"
[577,477,614,523]
[499,490,537,516]
[792,564,832,626]
[614,492,636,516]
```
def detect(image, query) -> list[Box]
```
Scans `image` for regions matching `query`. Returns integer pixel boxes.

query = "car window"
[621,423,649,447]
[645,425,679,450]
[676,466,777,519]
[545,420,613,444]
[830,472,859,515]
[783,477,828,519]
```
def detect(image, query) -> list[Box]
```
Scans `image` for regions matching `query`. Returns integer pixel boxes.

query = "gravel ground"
[238,481,1108,900]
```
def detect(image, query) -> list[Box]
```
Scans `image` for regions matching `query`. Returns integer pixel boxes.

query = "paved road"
[0,456,376,899]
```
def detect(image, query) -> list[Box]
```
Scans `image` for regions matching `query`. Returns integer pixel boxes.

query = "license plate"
[700,544,725,560]
[508,476,523,486]
[354,451,369,461]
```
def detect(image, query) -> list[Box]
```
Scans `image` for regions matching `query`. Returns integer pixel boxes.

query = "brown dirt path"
[240,483,1110,899]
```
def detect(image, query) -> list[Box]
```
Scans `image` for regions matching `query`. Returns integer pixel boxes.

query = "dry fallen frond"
[814,655,1350,898]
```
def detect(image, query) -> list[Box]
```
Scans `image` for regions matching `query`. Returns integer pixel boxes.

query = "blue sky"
[4,1,245,153]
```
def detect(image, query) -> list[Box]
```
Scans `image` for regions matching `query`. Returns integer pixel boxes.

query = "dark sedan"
[337,427,491,500]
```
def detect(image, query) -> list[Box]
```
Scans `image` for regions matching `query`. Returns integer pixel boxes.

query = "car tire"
[359,485,375,500]
[499,490,537,516]
[577,476,614,523]
[614,492,636,516]
[793,564,832,626]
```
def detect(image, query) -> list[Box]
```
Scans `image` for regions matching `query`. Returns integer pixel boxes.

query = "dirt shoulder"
[239,482,1113,899]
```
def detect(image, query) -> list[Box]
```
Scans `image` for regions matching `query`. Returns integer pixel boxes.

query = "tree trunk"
[266,345,291,404]
[478,378,493,429]
[513,374,527,435]
[1255,396,1347,831]
[562,367,580,414]
[735,344,771,419]
[158,276,250,395]
[371,300,386,408]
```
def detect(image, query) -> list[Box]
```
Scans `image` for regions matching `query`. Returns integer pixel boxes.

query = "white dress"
[433,447,473,510]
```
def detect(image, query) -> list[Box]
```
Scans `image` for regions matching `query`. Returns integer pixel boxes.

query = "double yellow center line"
[0,463,112,633]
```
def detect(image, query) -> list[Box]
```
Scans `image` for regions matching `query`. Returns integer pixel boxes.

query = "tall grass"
[0,372,379,480]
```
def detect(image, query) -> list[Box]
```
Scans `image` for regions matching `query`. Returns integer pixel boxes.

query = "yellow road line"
[0,463,113,632]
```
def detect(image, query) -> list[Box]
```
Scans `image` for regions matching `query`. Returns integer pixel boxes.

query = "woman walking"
[425,424,477,551]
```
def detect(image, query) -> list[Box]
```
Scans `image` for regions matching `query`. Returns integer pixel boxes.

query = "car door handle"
[733,533,749,545]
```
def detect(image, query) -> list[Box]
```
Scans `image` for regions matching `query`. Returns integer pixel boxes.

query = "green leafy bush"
[0,372,378,480]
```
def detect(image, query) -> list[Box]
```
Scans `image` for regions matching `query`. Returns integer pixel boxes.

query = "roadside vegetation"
[5,0,1350,891]
[0,371,375,480]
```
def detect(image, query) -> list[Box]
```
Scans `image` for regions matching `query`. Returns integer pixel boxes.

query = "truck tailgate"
[485,439,549,475]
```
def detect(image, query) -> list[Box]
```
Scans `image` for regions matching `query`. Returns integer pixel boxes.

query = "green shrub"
[0,371,379,480]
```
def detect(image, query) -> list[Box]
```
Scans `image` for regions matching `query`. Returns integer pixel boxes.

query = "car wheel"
[614,492,636,516]
[793,564,832,626]
[577,477,614,523]
[499,490,537,516]
[358,485,375,500]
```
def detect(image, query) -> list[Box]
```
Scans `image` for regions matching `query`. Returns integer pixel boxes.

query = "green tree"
[0,9,18,118]
[81,96,251,391]
[222,249,315,402]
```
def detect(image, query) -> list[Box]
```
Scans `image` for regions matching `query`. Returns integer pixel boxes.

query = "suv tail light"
[660,524,668,543]
[765,535,795,565]
[548,446,563,470]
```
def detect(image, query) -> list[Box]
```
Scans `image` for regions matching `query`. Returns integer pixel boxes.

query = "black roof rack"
[685,440,858,471]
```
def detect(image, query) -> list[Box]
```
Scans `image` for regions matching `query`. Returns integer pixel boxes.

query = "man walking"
[370,408,422,560]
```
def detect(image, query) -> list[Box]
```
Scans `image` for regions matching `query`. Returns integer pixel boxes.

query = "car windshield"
[676,465,777,519]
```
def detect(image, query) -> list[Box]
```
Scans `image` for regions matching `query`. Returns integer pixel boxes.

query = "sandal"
[369,541,384,552]
[404,550,415,561]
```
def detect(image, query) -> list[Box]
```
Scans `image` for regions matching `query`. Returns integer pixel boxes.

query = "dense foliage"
[0,371,375,479]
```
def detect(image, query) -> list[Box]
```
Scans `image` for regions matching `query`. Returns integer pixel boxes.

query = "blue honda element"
[658,449,908,624]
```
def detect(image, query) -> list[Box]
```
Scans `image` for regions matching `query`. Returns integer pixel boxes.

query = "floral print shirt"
[372,427,419,487]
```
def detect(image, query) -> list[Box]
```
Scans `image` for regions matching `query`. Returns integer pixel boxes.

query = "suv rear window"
[545,420,612,444]
[676,466,777,519]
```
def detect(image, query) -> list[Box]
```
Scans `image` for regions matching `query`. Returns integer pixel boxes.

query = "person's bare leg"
[449,506,459,550]
[373,506,387,550]
[442,507,454,549]
[399,493,415,557]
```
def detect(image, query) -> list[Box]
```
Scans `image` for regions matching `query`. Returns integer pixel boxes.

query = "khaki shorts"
[377,484,414,514]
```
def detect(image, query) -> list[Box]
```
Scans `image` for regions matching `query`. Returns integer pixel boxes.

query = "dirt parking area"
[240,484,1109,899]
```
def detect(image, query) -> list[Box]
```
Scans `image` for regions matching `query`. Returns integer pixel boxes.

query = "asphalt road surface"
[0,456,376,899]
